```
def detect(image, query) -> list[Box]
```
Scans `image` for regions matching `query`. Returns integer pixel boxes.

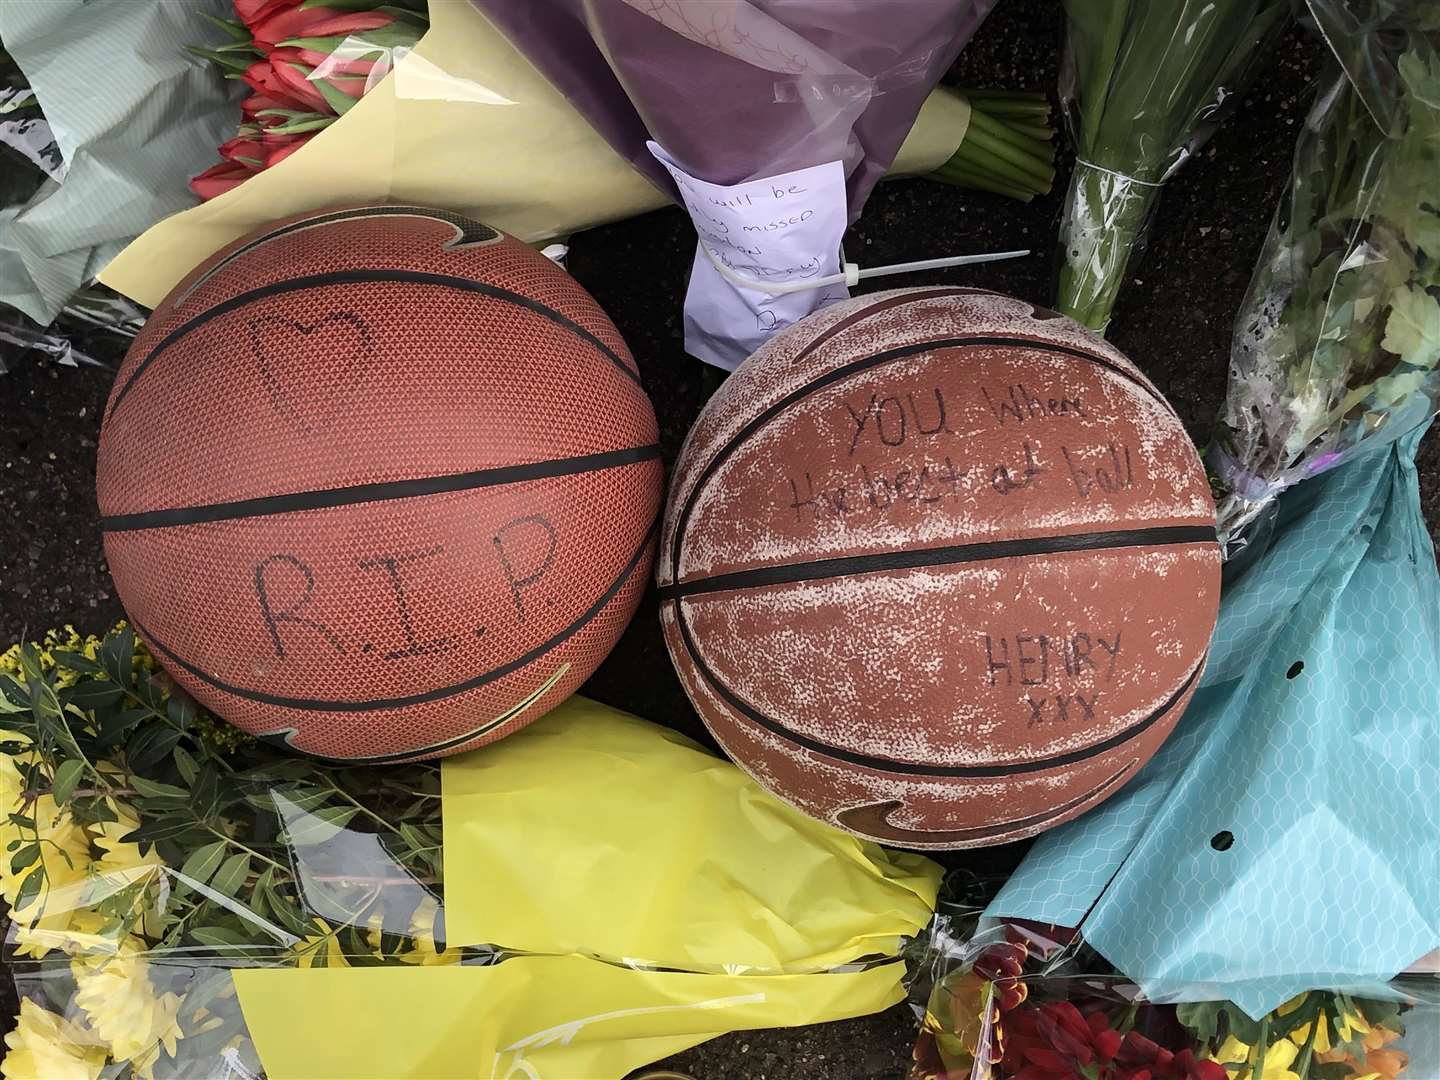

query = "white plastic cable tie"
[697,242,1030,296]
[1074,157,1167,188]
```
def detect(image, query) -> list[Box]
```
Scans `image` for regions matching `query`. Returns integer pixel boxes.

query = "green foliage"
[2,626,446,960]
[1056,0,1297,330]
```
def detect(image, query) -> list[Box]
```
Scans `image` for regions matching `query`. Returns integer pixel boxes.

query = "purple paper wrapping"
[471,0,997,220]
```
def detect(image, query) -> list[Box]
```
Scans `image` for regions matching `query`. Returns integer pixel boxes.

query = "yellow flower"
[71,936,183,1079]
[398,896,461,966]
[1210,1035,1303,1080]
[292,918,354,969]
[0,998,105,1080]
[0,741,95,957]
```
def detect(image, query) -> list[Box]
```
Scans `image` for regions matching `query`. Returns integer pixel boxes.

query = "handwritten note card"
[649,141,849,370]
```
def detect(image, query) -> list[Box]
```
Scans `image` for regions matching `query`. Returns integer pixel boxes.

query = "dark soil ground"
[1,2,1435,1077]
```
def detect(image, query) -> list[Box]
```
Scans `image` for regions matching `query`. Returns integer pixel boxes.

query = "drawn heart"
[247,311,375,436]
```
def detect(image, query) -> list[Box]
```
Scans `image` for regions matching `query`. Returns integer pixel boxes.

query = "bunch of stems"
[930,90,1057,202]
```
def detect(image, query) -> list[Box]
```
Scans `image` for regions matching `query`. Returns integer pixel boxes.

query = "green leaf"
[66,680,124,712]
[190,925,257,948]
[122,812,200,847]
[50,759,84,804]
[126,722,184,772]
[99,628,134,685]
[15,864,44,913]
[196,10,254,42]
[173,745,200,786]
[282,805,359,846]
[9,842,39,875]
[310,72,360,116]
[97,707,153,749]
[262,880,315,937]
[178,839,227,886]
[209,852,250,897]
[185,44,255,76]
[0,677,28,713]
[166,690,197,730]
[1381,284,1440,368]
[191,762,222,821]
[129,775,191,800]
[50,651,103,675]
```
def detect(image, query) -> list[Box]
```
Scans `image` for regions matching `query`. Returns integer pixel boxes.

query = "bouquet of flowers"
[187,0,430,199]
[1054,0,1297,332]
[473,0,1014,368]
[1,625,940,1079]
[908,899,1438,1080]
[0,625,451,1078]
[1209,0,1440,551]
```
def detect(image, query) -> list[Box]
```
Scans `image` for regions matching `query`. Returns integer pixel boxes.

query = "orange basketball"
[97,206,662,763]
[658,288,1220,848]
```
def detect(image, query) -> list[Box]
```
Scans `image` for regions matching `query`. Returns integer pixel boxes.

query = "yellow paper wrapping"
[442,697,940,973]
[230,697,939,1079]
[233,957,905,1080]
[891,87,972,177]
[97,0,966,315]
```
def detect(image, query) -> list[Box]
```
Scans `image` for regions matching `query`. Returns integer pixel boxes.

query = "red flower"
[234,0,299,31]
[189,161,255,201]
[246,52,335,114]
[1000,1004,1226,1080]
[218,136,266,167]
[260,132,310,168]
[249,5,393,53]
[242,56,333,115]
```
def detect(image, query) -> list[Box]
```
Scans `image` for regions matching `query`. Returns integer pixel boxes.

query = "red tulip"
[242,57,333,115]
[218,136,266,167]
[261,133,311,168]
[189,161,255,201]
[255,52,334,114]
[250,6,393,53]
[234,0,300,31]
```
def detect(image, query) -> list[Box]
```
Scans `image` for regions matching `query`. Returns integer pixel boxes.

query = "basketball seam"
[132,513,659,712]
[107,268,643,422]
[658,525,1216,599]
[170,206,502,309]
[666,334,1183,588]
[100,444,662,532]
[671,607,1204,777]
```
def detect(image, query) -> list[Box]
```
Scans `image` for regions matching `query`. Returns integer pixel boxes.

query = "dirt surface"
[0,2,1435,1077]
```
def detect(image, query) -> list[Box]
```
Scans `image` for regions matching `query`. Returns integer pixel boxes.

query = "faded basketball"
[97,206,662,763]
[658,288,1220,848]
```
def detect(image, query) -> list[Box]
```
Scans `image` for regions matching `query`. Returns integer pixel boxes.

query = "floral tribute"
[910,917,1425,1080]
[188,0,429,199]
[0,625,453,1080]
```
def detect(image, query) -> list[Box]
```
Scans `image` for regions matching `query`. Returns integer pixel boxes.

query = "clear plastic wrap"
[907,903,1440,1080]
[0,2,236,326]
[0,286,145,375]
[1054,0,1298,333]
[1209,0,1440,552]
[1,626,940,1080]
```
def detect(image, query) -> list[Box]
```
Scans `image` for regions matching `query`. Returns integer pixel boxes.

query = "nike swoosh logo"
[835,759,1138,847]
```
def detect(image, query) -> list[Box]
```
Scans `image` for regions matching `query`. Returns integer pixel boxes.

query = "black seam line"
[171,207,500,308]
[677,592,1204,778]
[668,333,1172,586]
[132,514,659,712]
[107,268,642,422]
[99,444,661,533]
[659,524,1216,600]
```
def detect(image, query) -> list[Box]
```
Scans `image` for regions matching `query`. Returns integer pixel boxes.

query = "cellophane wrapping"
[1209,0,1440,553]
